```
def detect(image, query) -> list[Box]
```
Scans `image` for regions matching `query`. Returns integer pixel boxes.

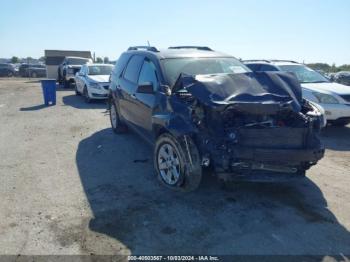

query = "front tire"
[75,84,80,96]
[83,86,91,103]
[154,133,202,192]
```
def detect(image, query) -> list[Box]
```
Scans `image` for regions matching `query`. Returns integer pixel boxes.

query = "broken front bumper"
[231,146,325,164]
[212,146,325,182]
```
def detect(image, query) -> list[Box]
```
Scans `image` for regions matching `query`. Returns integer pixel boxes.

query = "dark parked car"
[18,64,46,78]
[334,71,350,86]
[18,64,46,77]
[0,63,16,77]
[109,46,325,192]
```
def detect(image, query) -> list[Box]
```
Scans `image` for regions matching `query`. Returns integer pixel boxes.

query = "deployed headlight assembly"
[312,91,339,104]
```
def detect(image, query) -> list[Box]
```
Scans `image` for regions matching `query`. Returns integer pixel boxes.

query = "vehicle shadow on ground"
[62,94,107,110]
[75,128,350,256]
[19,104,49,111]
[76,129,350,255]
[24,79,42,83]
[321,125,350,151]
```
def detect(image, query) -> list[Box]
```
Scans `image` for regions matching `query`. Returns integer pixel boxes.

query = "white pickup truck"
[57,56,92,88]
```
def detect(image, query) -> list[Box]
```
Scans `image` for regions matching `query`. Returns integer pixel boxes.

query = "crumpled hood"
[87,75,110,83]
[302,82,350,95]
[174,72,303,114]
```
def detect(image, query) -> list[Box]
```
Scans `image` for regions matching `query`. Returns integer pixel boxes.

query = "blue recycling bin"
[41,79,56,106]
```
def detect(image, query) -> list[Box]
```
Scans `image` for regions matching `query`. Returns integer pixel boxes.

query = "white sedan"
[74,64,113,103]
[244,60,350,126]
[275,63,350,126]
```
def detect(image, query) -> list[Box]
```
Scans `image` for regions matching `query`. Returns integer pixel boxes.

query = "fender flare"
[152,113,197,139]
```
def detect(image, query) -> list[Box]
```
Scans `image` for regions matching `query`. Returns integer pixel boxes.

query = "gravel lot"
[0,78,349,259]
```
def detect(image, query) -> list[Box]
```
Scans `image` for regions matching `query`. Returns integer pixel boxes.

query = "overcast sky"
[0,0,349,65]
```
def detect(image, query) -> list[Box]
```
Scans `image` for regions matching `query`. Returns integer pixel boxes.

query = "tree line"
[306,63,350,73]
[8,56,349,72]
[9,56,111,64]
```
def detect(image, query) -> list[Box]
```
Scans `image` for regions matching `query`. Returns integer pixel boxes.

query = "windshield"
[88,65,113,75]
[279,65,329,84]
[66,58,91,65]
[162,57,250,86]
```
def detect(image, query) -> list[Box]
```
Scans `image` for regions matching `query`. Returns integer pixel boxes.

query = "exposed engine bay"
[168,71,325,181]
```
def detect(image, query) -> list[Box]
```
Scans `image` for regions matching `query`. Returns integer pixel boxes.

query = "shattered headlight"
[312,92,339,104]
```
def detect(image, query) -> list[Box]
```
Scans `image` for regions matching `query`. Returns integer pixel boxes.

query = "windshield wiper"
[301,80,328,84]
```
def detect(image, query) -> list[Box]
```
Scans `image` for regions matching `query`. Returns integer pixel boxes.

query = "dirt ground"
[0,78,349,259]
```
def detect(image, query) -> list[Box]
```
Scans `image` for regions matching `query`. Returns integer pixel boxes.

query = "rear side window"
[245,64,261,72]
[260,64,279,71]
[123,55,144,83]
[113,53,130,77]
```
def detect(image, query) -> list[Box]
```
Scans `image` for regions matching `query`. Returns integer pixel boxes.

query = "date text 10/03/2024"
[128,256,220,261]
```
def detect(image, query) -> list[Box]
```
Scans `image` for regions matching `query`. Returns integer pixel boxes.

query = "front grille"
[238,127,306,149]
[91,93,108,97]
[340,95,350,103]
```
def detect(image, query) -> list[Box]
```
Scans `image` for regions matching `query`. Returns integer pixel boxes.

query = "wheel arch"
[152,114,198,140]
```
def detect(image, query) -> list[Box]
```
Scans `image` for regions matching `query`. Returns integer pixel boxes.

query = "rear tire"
[64,80,71,89]
[154,133,202,192]
[109,101,128,133]
[57,69,63,84]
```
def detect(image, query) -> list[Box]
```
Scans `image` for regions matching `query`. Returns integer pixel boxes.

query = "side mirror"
[137,82,154,94]
[161,85,171,96]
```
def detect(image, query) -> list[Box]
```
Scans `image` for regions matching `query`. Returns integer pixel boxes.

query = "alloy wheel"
[110,104,118,129]
[157,143,181,185]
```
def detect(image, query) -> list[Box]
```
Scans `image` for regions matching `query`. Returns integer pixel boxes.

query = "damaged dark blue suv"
[109,46,325,192]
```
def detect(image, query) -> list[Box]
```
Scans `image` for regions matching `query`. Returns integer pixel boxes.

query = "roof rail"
[270,59,299,63]
[127,46,159,52]
[168,46,213,51]
[243,59,272,63]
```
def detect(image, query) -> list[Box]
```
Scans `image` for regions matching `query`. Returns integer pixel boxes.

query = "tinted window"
[138,60,158,90]
[114,54,129,75]
[245,64,261,72]
[45,56,65,66]
[260,64,279,71]
[20,64,30,69]
[123,55,144,83]
[66,58,91,65]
